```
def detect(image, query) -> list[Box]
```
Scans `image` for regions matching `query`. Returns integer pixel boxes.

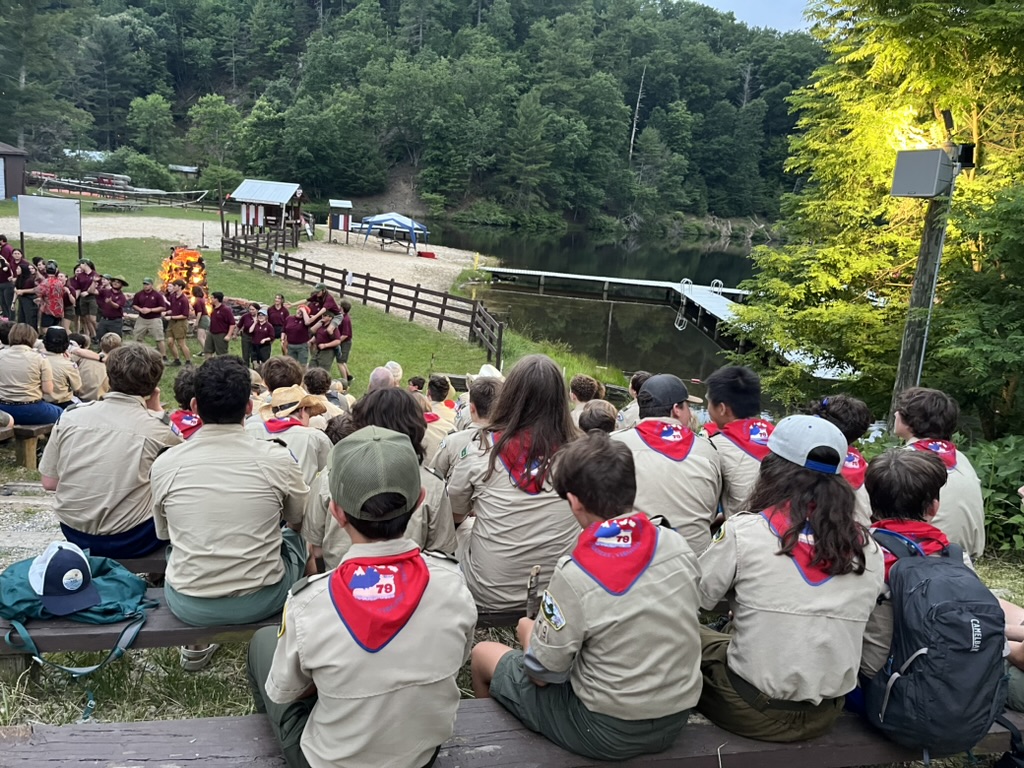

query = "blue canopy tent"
[360,212,429,248]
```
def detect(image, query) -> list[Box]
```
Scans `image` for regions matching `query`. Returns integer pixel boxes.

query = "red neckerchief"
[910,439,958,470]
[264,417,304,434]
[703,423,720,437]
[761,505,833,586]
[842,445,867,490]
[571,514,658,595]
[424,412,440,423]
[492,432,549,494]
[635,420,696,461]
[717,419,774,461]
[328,548,429,652]
[872,519,950,580]
[169,409,203,439]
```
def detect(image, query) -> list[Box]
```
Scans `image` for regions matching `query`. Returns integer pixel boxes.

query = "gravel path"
[0,215,483,296]
[0,485,60,570]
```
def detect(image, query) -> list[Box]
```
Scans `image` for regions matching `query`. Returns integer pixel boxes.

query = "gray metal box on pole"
[891,149,954,198]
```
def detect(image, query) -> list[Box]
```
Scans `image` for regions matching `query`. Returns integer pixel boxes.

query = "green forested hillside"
[1,0,823,225]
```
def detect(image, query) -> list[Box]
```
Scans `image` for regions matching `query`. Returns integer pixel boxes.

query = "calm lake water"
[431,223,755,382]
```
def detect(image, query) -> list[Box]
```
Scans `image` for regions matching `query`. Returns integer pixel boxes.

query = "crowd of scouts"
[1,245,1021,766]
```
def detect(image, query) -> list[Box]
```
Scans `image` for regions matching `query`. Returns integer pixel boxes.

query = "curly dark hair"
[351,388,427,464]
[746,453,867,577]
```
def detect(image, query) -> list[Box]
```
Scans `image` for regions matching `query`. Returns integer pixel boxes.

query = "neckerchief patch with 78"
[328,548,429,652]
[635,421,696,461]
[571,514,658,595]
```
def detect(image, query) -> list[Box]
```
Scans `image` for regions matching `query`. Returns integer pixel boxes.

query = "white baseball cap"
[767,415,847,475]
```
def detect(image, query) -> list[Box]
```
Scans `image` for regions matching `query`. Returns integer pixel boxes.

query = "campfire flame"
[159,247,208,292]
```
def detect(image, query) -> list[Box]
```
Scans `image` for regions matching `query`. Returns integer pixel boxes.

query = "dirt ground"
[0,214,486,296]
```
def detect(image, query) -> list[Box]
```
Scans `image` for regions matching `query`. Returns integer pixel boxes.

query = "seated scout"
[859,448,961,679]
[610,373,721,554]
[40,344,181,558]
[893,386,986,558]
[303,388,457,569]
[247,426,477,768]
[702,365,774,516]
[247,383,332,485]
[151,356,308,635]
[428,375,502,480]
[447,354,580,612]
[807,394,873,525]
[471,430,703,761]
[697,415,884,742]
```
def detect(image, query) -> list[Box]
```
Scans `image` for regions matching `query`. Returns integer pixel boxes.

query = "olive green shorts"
[1008,663,1024,712]
[489,650,688,761]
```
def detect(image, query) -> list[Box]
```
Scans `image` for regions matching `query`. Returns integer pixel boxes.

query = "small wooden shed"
[0,142,28,200]
[227,179,306,245]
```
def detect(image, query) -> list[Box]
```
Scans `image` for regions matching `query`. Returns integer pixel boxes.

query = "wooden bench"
[3,703,1022,767]
[12,424,53,471]
[116,551,168,575]
[0,587,278,657]
[0,424,13,444]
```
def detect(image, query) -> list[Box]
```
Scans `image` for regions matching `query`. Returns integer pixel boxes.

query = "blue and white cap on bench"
[767,415,847,475]
[28,541,101,616]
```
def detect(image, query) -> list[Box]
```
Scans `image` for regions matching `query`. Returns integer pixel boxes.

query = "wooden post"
[339,271,348,296]
[495,322,504,370]
[385,279,395,314]
[468,300,479,342]
[363,275,369,305]
[319,264,326,284]
[410,284,421,322]
[300,259,307,284]
[437,294,448,332]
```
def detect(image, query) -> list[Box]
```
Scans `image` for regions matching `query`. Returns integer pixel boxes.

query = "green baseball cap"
[142,277,154,285]
[328,426,421,520]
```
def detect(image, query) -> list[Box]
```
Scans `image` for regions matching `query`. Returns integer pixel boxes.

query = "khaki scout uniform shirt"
[151,423,308,598]
[905,439,986,559]
[428,423,484,480]
[611,418,722,554]
[43,352,82,404]
[246,418,332,486]
[698,511,884,703]
[39,393,181,535]
[0,345,51,401]
[303,465,457,568]
[615,400,640,431]
[448,434,578,612]
[709,431,762,517]
[422,417,451,465]
[526,525,704,719]
[75,358,109,402]
[266,539,477,768]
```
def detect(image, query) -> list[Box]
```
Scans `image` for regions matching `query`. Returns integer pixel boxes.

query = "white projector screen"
[18,196,82,237]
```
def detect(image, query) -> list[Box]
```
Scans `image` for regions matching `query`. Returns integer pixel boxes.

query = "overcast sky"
[700,0,809,31]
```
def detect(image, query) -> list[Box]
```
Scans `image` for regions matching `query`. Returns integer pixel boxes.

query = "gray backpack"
[865,530,1007,760]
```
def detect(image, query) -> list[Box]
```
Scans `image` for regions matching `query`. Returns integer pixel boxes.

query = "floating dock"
[482,266,849,380]
[482,266,747,344]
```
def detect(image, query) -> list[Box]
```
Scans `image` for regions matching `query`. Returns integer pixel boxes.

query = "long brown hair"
[485,354,580,487]
[746,452,866,576]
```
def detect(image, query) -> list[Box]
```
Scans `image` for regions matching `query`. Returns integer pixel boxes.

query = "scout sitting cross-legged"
[248,426,477,768]
[697,415,884,742]
[471,430,703,761]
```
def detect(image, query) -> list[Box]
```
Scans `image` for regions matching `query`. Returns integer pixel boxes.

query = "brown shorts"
[168,318,187,340]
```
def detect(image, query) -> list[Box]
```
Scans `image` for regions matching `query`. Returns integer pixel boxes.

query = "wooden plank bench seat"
[0,424,14,444]
[13,423,53,472]
[115,550,168,575]
[0,587,278,656]
[3,703,1022,767]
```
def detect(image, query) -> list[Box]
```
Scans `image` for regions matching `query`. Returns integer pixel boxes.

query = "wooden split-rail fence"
[221,236,504,368]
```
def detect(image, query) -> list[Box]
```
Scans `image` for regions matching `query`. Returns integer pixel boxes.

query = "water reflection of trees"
[436,223,753,288]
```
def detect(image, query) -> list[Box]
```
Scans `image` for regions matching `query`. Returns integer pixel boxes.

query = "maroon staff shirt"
[209,303,236,335]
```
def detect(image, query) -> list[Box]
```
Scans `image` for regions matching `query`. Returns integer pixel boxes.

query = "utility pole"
[888,183,955,421]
